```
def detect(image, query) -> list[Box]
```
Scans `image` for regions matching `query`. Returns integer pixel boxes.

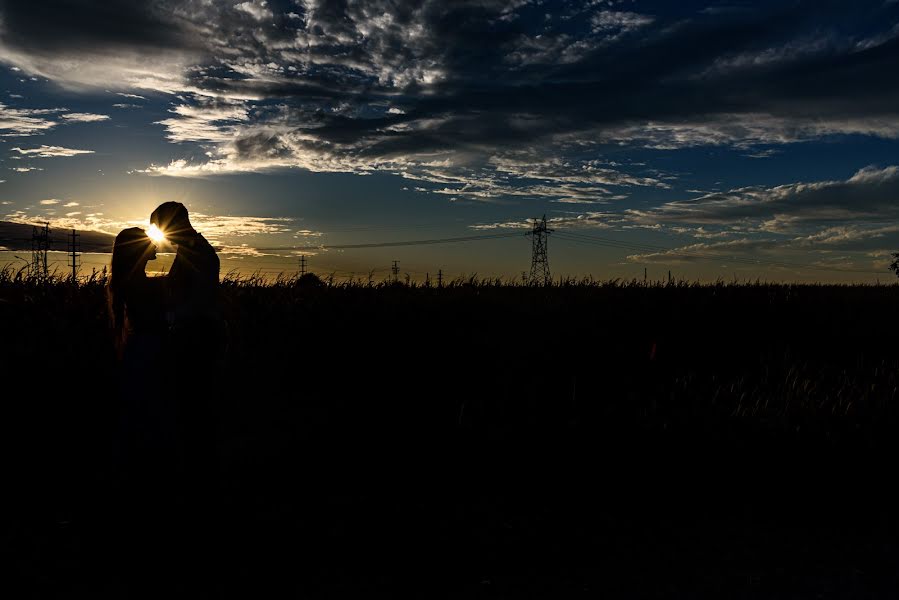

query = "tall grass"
[4,263,899,438]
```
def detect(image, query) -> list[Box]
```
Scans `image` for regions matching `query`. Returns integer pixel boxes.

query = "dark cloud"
[0,0,196,53]
[3,0,899,202]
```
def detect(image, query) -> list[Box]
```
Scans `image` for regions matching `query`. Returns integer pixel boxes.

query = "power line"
[67,229,81,282]
[24,220,885,277]
[31,223,50,280]
[309,222,459,234]
[526,215,553,285]
[253,231,523,252]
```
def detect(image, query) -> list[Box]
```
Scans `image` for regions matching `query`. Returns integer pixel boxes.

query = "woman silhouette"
[106,228,186,594]
[107,228,178,485]
[108,227,166,363]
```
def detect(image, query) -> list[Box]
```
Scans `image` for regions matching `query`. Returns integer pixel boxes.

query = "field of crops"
[5,269,899,596]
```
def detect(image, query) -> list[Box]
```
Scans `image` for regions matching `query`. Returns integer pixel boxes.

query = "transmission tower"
[299,255,307,276]
[31,222,50,279]
[67,229,81,282]
[526,215,553,285]
[391,260,400,283]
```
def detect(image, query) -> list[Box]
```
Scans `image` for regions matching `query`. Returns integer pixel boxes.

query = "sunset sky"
[2,0,899,281]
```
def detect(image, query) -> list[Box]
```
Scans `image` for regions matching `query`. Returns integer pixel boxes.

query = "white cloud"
[702,36,838,76]
[39,199,59,205]
[590,11,654,37]
[11,145,95,157]
[600,114,899,150]
[215,244,283,257]
[179,213,294,243]
[0,103,58,136]
[61,112,110,123]
[155,99,249,143]
[1,103,115,137]
[235,1,271,21]
[624,238,784,265]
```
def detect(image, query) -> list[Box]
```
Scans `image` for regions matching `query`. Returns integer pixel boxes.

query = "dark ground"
[4,278,899,598]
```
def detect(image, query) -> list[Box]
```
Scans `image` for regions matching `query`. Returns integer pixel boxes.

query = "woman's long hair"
[107,227,154,356]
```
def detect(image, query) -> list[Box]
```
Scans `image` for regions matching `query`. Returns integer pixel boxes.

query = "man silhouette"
[149,202,224,559]
[150,201,220,329]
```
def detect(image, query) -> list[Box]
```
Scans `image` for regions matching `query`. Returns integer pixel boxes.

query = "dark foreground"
[5,277,899,598]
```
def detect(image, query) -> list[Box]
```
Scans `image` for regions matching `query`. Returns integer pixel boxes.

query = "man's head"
[150,201,193,244]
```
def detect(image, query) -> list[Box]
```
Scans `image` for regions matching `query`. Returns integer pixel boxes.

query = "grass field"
[4,269,899,597]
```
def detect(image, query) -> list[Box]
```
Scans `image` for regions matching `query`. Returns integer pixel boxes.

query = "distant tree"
[296,272,323,288]
[890,252,899,278]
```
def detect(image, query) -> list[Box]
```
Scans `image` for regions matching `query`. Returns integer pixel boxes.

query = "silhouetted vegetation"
[5,265,899,596]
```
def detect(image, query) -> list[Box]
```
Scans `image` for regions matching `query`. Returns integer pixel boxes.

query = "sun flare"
[147,224,166,243]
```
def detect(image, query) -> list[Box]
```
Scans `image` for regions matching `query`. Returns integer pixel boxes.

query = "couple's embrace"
[108,201,224,477]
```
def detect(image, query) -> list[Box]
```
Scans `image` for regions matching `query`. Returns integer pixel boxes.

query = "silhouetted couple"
[106,201,225,579]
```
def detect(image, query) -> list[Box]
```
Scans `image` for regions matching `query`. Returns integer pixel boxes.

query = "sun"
[147,224,166,243]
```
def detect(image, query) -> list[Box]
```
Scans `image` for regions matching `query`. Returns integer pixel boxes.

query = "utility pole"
[437,269,443,287]
[67,228,80,282]
[425,272,430,287]
[298,255,307,276]
[31,222,50,280]
[391,260,400,283]
[525,215,553,285]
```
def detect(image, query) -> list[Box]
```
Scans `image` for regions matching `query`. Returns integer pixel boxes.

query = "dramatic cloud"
[586,166,899,272]
[11,145,95,157]
[2,0,899,209]
[0,0,899,251]
[626,166,899,228]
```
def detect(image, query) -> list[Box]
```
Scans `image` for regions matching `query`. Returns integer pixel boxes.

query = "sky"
[2,0,899,282]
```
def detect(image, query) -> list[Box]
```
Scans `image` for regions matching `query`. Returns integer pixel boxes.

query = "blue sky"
[2,0,899,281]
